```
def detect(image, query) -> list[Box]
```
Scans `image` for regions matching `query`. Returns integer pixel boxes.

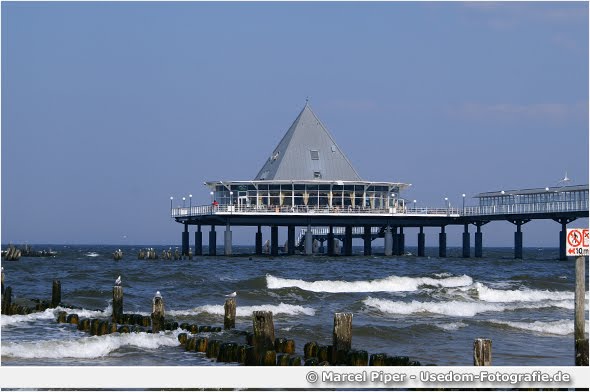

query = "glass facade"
[478,188,589,206]
[208,181,403,210]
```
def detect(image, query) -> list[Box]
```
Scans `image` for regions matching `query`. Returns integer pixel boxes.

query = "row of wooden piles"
[1,277,62,316]
[137,248,187,261]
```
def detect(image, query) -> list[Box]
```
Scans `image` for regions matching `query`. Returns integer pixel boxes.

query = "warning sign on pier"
[566,228,589,257]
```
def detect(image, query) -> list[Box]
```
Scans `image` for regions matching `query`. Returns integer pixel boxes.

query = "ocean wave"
[474,282,574,303]
[168,302,315,317]
[266,274,473,293]
[435,321,468,331]
[363,297,573,317]
[0,308,58,327]
[486,319,589,336]
[1,331,180,359]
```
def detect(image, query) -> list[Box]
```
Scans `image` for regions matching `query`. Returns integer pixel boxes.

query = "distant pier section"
[171,103,588,260]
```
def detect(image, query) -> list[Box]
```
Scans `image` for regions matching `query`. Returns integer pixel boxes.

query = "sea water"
[1,245,588,366]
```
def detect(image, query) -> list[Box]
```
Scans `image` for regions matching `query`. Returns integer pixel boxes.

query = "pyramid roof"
[254,103,363,181]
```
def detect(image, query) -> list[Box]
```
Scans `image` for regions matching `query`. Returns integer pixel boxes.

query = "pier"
[171,103,588,260]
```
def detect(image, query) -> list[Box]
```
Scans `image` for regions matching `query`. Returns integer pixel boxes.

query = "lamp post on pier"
[170,196,173,212]
[413,199,417,209]
[462,194,466,214]
[189,194,192,212]
[210,191,214,204]
[182,197,186,208]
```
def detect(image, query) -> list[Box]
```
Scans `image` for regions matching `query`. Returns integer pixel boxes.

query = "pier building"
[172,103,588,260]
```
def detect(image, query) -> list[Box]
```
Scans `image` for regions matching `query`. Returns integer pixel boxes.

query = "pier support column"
[418,227,425,257]
[271,226,279,256]
[305,225,313,255]
[345,225,353,256]
[255,226,262,255]
[363,225,372,256]
[224,224,232,256]
[398,227,405,256]
[392,226,399,256]
[475,225,483,258]
[209,225,217,256]
[384,226,393,256]
[439,226,447,258]
[182,223,189,256]
[195,225,203,256]
[510,219,530,259]
[554,218,576,261]
[287,226,295,256]
[462,224,470,258]
[327,226,335,256]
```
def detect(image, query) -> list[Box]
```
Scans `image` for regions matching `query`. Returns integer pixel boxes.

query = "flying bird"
[225,291,237,298]
[115,276,121,286]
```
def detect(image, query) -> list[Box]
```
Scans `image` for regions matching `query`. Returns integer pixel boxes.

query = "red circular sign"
[567,230,582,247]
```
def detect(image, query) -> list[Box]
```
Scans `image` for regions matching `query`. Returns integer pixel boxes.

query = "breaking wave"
[1,331,180,359]
[266,274,473,293]
[486,319,589,336]
[474,283,575,303]
[168,302,315,317]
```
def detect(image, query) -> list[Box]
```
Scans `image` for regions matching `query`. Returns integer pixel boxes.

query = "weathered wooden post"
[224,297,236,330]
[2,286,12,315]
[51,280,61,308]
[332,312,353,364]
[1,267,4,296]
[473,338,492,366]
[575,255,588,366]
[112,278,123,323]
[151,291,165,333]
[251,311,275,365]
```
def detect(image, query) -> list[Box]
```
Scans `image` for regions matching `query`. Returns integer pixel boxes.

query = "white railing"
[172,199,588,219]
[171,204,462,217]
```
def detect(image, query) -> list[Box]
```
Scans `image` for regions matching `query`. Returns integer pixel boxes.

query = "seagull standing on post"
[115,276,122,286]
[225,291,237,298]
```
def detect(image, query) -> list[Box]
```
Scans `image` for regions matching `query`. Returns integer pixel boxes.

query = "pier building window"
[310,150,320,160]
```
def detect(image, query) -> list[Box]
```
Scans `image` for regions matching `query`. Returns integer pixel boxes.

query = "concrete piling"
[112,285,123,323]
[51,280,61,308]
[224,297,236,330]
[333,312,353,365]
[151,292,165,333]
[473,338,492,366]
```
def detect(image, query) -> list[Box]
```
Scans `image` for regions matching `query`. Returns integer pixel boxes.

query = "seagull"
[115,276,122,286]
[155,291,162,298]
[225,291,237,298]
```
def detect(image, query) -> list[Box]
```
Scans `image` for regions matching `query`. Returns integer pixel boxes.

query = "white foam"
[85,252,100,257]
[168,302,316,317]
[363,297,576,317]
[487,319,590,336]
[474,282,574,303]
[0,308,57,327]
[266,274,473,293]
[435,321,468,331]
[1,331,180,359]
[364,297,505,317]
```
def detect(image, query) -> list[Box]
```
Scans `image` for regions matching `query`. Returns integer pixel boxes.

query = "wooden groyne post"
[51,280,61,308]
[1,267,4,296]
[333,312,353,365]
[251,311,275,365]
[1,286,11,314]
[112,283,123,323]
[473,338,492,366]
[575,255,588,366]
[151,292,165,333]
[224,297,236,330]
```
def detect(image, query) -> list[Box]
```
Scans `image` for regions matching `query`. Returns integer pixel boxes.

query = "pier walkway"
[171,185,588,261]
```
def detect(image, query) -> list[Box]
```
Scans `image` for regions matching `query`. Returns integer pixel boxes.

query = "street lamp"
[444,197,449,208]
[170,196,173,210]
[413,199,417,209]
[462,193,466,213]
[182,197,186,208]
[189,194,192,211]
[210,191,214,204]
[230,191,234,206]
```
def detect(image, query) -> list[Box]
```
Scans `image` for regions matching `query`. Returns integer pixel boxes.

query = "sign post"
[567,228,589,366]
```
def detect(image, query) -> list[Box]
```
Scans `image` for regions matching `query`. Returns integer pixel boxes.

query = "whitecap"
[486,319,590,336]
[266,274,473,293]
[168,302,316,317]
[1,331,180,359]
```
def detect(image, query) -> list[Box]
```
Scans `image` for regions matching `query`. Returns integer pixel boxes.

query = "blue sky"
[2,2,588,247]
